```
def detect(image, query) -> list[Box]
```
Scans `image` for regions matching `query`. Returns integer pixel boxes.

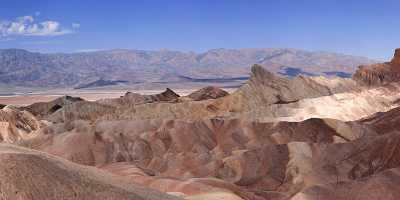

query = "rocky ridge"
[353,48,400,86]
[23,95,83,118]
[187,86,229,101]
[2,50,400,200]
[46,64,361,123]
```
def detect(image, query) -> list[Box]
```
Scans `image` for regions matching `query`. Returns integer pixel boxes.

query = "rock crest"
[187,86,229,101]
[353,48,400,86]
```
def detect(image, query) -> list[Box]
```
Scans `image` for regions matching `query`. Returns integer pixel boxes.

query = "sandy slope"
[0,144,182,200]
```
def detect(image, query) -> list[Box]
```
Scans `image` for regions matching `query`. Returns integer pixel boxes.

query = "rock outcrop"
[353,48,400,86]
[210,64,355,113]
[98,88,180,106]
[48,88,181,122]
[0,106,41,143]
[23,95,83,118]
[241,64,334,103]
[122,88,180,103]
[187,86,229,101]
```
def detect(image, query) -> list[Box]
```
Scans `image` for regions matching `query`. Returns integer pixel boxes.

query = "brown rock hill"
[353,48,400,86]
[187,86,229,101]
[292,167,400,200]
[23,95,83,118]
[37,88,180,123]
[358,105,400,134]
[291,132,400,200]
[0,144,182,200]
[99,162,263,200]
[101,88,180,106]
[205,64,357,116]
[19,117,372,199]
[212,64,335,112]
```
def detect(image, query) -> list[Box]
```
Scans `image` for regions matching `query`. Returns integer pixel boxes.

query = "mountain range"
[0,48,377,88]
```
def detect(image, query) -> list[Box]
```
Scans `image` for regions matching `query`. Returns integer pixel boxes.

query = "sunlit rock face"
[0,105,42,143]
[353,48,400,86]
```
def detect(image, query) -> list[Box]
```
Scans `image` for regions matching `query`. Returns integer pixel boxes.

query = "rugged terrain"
[353,48,400,86]
[1,50,400,200]
[0,144,182,200]
[0,48,375,89]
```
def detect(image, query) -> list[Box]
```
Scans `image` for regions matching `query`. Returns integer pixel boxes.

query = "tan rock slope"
[0,144,182,200]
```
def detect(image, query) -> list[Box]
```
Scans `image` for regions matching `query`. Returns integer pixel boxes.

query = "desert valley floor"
[3,50,400,200]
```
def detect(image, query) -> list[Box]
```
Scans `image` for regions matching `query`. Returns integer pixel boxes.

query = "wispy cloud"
[0,13,79,39]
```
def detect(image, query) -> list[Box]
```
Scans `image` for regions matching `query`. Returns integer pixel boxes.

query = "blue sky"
[0,0,399,60]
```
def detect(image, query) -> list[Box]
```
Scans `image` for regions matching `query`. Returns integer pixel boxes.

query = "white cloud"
[35,11,41,16]
[0,14,78,38]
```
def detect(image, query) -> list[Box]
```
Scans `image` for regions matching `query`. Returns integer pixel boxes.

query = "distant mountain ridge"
[0,48,377,88]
